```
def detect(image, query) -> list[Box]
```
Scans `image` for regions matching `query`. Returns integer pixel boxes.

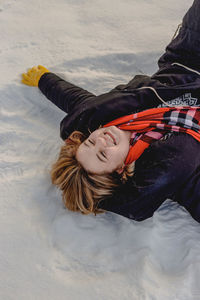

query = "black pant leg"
[158,0,200,71]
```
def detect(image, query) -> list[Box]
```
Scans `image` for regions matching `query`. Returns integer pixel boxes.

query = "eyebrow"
[83,142,106,163]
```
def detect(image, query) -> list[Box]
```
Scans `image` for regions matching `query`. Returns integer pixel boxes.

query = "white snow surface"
[1,0,200,299]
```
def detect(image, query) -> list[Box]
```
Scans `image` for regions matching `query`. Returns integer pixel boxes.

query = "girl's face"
[76,126,131,174]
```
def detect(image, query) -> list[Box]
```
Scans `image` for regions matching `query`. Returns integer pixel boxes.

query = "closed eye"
[85,139,107,162]
[101,151,106,159]
[88,139,95,145]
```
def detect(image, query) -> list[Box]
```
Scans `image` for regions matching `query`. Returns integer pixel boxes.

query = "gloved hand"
[21,65,50,86]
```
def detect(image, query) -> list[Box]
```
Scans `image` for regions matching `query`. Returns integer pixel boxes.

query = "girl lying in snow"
[22,0,200,223]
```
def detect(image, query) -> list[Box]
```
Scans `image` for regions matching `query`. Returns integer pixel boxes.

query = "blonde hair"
[51,131,134,215]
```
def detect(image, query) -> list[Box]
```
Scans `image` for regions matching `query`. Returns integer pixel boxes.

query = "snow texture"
[1,0,200,299]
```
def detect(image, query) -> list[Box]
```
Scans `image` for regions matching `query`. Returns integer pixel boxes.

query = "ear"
[116,165,125,174]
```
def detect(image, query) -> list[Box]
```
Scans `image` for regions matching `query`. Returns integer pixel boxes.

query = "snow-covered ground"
[1,0,200,299]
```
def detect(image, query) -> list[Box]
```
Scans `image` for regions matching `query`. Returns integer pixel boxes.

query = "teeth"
[105,132,115,145]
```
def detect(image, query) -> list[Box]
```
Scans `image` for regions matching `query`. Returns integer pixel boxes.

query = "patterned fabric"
[103,106,200,164]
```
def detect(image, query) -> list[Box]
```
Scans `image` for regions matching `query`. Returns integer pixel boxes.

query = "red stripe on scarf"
[103,106,200,164]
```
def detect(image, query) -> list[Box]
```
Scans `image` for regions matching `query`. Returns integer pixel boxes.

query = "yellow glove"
[21,65,50,86]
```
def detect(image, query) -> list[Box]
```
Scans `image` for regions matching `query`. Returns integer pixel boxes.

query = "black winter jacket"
[38,0,200,223]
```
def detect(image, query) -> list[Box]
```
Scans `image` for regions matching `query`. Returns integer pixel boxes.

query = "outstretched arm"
[22,65,96,114]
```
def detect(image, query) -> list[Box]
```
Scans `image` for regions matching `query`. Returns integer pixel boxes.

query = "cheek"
[118,141,130,156]
[110,146,129,165]
[90,128,102,138]
[119,148,129,163]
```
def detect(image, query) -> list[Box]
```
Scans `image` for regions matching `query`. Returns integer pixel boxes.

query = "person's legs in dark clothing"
[158,0,200,71]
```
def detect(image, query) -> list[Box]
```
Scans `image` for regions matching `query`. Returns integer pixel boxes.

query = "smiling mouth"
[105,131,116,145]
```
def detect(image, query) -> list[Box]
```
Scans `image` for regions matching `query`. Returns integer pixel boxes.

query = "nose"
[96,136,107,148]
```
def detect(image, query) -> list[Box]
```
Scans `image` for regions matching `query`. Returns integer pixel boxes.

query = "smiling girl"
[22,0,200,223]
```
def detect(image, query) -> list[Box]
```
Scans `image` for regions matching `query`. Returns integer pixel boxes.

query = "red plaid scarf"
[103,106,200,165]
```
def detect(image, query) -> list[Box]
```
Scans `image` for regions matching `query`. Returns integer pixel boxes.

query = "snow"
[1,0,200,299]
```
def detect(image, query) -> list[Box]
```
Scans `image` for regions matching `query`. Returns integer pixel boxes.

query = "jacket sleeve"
[98,133,199,221]
[38,72,96,113]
